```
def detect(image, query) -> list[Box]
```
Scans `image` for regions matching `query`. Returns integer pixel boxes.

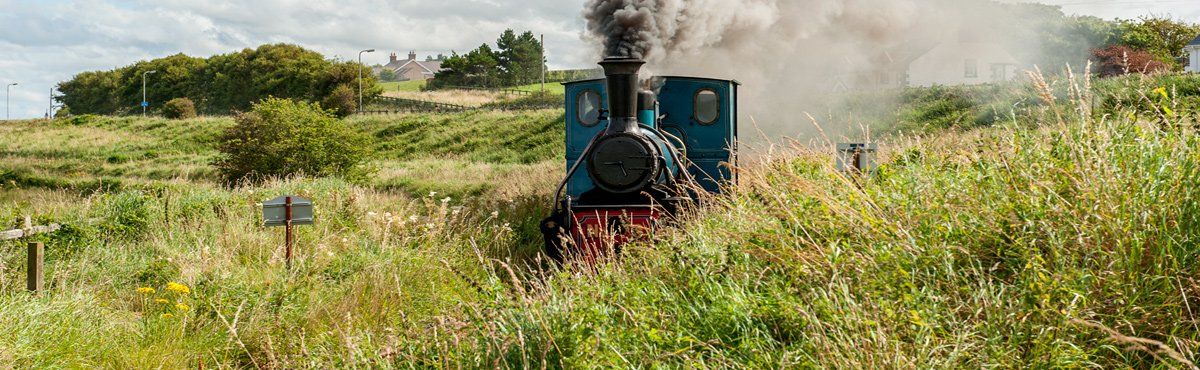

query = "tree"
[321,85,357,118]
[56,43,381,115]
[1092,45,1171,77]
[429,29,544,88]
[496,29,545,85]
[379,69,398,82]
[1119,17,1200,70]
[214,98,373,185]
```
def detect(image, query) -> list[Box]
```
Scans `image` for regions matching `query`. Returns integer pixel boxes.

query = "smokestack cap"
[598,57,645,75]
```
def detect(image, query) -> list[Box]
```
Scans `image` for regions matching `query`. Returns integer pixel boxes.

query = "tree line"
[56,44,379,117]
[427,30,548,89]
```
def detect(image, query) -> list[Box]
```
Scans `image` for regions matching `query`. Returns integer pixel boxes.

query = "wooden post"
[285,196,294,269]
[27,242,43,292]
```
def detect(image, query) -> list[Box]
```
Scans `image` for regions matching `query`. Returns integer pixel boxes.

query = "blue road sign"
[141,101,149,107]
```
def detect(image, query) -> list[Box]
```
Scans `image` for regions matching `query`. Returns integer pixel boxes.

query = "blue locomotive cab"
[654,77,739,193]
[562,76,738,201]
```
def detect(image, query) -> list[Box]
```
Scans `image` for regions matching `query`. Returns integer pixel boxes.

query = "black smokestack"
[598,57,644,134]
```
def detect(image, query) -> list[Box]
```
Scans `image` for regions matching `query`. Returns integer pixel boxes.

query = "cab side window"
[695,89,719,125]
[577,90,601,127]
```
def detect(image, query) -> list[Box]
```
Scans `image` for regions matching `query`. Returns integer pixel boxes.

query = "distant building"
[829,41,1024,91]
[378,51,444,81]
[907,42,1021,87]
[1185,35,1200,73]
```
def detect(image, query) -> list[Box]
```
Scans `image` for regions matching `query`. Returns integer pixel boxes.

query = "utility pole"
[48,87,53,121]
[6,83,16,121]
[358,49,375,114]
[142,70,157,117]
[540,34,546,94]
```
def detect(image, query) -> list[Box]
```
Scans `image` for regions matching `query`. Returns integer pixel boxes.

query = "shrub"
[1092,45,1171,78]
[214,98,373,185]
[161,97,197,119]
[321,84,357,118]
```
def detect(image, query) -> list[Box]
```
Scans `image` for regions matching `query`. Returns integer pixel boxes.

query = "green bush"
[321,84,357,118]
[161,97,197,119]
[214,98,373,185]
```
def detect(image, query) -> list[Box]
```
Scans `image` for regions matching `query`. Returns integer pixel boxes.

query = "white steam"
[583,0,1085,140]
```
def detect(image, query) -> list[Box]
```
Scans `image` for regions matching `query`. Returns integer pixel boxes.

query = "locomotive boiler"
[541,57,739,262]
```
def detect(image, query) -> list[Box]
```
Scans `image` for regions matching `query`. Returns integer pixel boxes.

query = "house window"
[964,59,979,78]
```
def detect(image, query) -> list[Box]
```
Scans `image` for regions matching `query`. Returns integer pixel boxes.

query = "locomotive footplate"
[541,205,662,264]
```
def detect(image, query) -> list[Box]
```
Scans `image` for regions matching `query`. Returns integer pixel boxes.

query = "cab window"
[695,89,719,125]
[577,90,601,127]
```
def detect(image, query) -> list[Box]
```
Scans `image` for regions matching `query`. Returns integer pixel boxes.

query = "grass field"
[379,80,426,93]
[512,82,566,95]
[1,72,1199,368]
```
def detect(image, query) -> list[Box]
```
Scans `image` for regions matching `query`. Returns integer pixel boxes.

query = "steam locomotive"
[541,57,739,262]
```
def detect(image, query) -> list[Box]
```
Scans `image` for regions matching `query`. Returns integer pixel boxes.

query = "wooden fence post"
[27,242,43,292]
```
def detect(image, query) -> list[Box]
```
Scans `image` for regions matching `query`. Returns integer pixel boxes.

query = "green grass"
[512,82,565,95]
[379,80,427,92]
[1,110,565,199]
[1,73,1199,368]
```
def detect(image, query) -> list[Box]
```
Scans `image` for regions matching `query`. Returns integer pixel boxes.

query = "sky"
[0,0,1197,119]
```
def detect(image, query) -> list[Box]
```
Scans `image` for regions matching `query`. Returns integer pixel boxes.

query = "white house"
[1185,35,1200,73]
[827,41,1024,91]
[906,42,1022,87]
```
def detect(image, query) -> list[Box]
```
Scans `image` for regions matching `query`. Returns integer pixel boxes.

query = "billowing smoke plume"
[583,0,1094,140]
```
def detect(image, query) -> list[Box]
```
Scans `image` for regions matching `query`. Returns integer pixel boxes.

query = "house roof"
[1190,34,1200,46]
[385,59,443,74]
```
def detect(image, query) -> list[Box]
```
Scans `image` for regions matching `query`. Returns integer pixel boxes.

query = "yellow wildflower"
[176,303,190,311]
[1153,87,1169,99]
[166,282,191,295]
[161,313,174,319]
[155,298,170,304]
[136,287,155,295]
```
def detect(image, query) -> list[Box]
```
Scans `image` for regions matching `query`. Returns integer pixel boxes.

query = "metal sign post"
[836,143,879,174]
[263,195,314,269]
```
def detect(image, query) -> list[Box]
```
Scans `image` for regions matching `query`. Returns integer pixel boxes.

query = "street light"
[358,49,375,113]
[142,70,157,117]
[6,83,17,121]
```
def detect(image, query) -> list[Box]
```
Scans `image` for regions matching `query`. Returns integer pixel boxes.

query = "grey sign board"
[262,195,314,227]
[836,143,879,173]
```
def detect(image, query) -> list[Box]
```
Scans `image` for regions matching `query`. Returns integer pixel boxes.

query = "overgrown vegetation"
[214,98,374,185]
[2,72,1200,368]
[56,44,380,116]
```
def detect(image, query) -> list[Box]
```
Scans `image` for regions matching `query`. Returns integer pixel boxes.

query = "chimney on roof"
[389,52,398,63]
[408,51,417,61]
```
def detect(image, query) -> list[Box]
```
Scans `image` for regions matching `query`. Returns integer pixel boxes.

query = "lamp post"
[6,83,16,121]
[358,49,375,113]
[142,70,157,117]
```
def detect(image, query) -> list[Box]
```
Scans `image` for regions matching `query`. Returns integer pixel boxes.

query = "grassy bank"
[0,109,564,199]
[1,72,1198,368]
